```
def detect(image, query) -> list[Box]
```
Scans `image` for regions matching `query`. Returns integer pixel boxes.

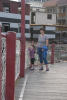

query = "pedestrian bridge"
[15,62,67,100]
[0,28,67,100]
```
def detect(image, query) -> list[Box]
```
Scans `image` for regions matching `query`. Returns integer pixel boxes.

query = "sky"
[11,0,19,1]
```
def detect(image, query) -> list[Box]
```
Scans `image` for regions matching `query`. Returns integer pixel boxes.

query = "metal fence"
[1,38,6,100]
[1,33,21,100]
[25,43,67,67]
[55,44,67,62]
[15,40,20,80]
[25,46,51,67]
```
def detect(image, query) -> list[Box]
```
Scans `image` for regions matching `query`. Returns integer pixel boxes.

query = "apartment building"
[43,0,67,25]
[26,0,56,25]
[43,0,67,43]
[0,0,30,38]
[18,0,48,3]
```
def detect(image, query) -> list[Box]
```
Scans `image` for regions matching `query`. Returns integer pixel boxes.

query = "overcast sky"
[11,0,19,1]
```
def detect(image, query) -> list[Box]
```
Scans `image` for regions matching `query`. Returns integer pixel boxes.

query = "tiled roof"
[43,0,58,7]
[58,0,67,6]
[43,0,67,7]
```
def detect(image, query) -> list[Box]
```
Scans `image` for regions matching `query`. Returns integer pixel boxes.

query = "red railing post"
[20,0,25,77]
[0,27,2,100]
[5,32,16,100]
[51,43,55,64]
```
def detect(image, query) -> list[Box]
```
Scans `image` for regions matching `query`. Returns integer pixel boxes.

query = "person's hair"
[40,28,45,33]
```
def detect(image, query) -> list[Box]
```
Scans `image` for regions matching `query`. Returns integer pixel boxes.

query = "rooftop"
[43,0,67,7]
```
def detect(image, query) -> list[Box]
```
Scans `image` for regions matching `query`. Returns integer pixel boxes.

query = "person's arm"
[46,39,49,47]
[37,35,40,47]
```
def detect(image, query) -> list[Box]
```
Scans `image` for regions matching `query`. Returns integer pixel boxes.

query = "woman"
[37,28,49,71]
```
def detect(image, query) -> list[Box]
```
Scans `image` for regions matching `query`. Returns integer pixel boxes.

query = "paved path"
[15,62,67,100]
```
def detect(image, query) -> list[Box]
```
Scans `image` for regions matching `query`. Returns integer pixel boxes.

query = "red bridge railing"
[0,27,2,100]
[0,27,25,100]
[0,0,26,99]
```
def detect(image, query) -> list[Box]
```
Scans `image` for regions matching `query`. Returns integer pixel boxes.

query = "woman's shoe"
[46,68,49,71]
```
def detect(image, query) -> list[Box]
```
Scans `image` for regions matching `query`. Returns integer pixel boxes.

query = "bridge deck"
[15,62,67,100]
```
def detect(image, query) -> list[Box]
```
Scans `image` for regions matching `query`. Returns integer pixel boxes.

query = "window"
[2,23,10,32]
[18,7,21,14]
[53,8,56,14]
[57,19,66,25]
[3,3,10,13]
[3,7,10,13]
[60,7,66,13]
[47,8,53,13]
[31,12,35,24]
[47,14,52,20]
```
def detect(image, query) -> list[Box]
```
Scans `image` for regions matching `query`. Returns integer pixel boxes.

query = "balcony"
[58,13,66,17]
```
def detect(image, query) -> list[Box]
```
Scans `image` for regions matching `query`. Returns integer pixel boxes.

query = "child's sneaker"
[30,67,34,70]
[39,66,43,70]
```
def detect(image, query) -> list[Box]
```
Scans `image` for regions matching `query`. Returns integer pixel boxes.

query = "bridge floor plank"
[15,62,67,100]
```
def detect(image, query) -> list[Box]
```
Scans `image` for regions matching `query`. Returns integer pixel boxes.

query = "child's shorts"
[31,58,35,64]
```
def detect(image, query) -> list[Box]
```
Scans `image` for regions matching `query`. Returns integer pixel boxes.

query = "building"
[0,0,30,38]
[35,9,56,25]
[43,0,67,25]
[18,0,48,3]
[25,0,56,25]
[43,0,67,43]
[30,0,67,43]
[57,0,67,25]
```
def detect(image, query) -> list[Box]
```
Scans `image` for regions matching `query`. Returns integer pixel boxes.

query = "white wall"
[0,12,30,20]
[35,12,56,25]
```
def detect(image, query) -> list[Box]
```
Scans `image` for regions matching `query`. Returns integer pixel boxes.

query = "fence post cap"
[7,31,16,35]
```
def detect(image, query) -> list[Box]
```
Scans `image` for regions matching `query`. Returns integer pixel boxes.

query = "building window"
[59,7,66,13]
[47,14,52,20]
[63,7,66,13]
[25,20,30,24]
[2,23,10,32]
[31,12,35,24]
[47,8,53,13]
[3,7,10,13]
[53,8,56,14]
[18,7,21,14]
[57,19,66,25]
[3,3,10,13]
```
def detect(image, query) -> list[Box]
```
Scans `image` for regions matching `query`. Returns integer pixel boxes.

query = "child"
[28,41,35,70]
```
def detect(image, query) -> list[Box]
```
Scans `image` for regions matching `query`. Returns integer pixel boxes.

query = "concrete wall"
[35,12,56,25]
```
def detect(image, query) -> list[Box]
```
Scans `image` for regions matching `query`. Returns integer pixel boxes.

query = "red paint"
[51,43,55,64]
[0,0,30,15]
[10,1,18,14]
[0,1,3,11]
[0,27,2,100]
[25,4,30,15]
[20,0,25,77]
[5,32,16,100]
